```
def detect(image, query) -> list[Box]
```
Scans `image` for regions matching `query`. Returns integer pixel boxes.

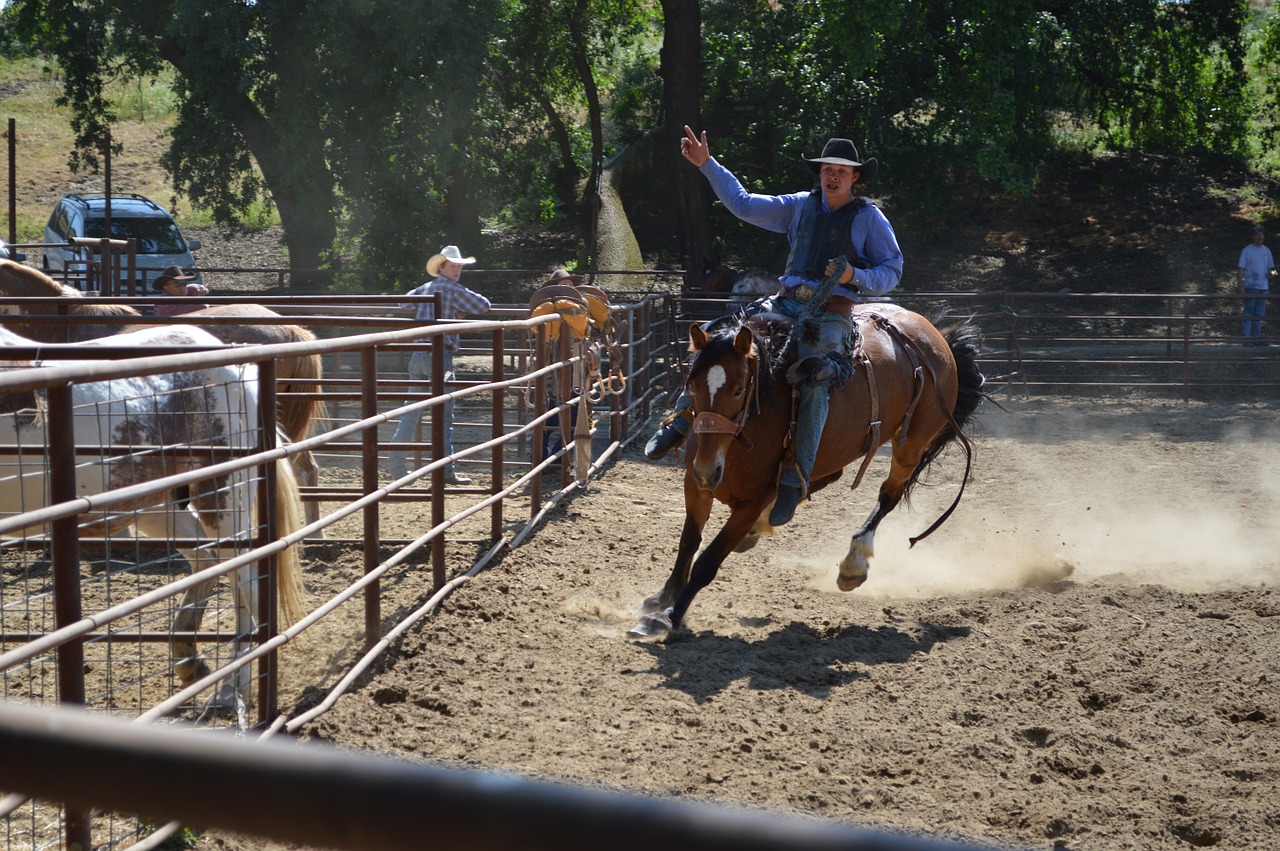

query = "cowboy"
[152,264,209,316]
[645,126,904,526]
[388,245,491,485]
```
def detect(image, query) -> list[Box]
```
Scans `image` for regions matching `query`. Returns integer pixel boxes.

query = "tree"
[10,0,501,279]
[689,0,1252,237]
[659,0,713,289]
[482,0,652,264]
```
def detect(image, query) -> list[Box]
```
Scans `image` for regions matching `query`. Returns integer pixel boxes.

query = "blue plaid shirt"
[699,156,903,299]
[401,274,492,349]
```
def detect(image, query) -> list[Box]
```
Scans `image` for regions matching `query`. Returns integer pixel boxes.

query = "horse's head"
[698,258,734,294]
[729,268,778,308]
[684,320,759,491]
[0,260,56,319]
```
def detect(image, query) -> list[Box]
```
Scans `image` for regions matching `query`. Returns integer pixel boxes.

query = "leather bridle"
[688,342,761,451]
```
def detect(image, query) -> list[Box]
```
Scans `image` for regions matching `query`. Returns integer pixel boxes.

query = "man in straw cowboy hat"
[152,264,209,316]
[388,244,492,484]
[644,125,903,527]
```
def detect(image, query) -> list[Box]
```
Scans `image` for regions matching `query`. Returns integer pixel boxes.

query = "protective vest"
[783,189,871,279]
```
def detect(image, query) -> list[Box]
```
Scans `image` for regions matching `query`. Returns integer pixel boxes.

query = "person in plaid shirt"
[388,245,491,484]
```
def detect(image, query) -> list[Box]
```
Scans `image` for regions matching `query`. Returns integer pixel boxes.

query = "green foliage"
[689,0,1254,224]
[1250,4,1280,171]
[6,0,506,273]
[4,0,1269,276]
[608,50,662,142]
[1059,0,1250,159]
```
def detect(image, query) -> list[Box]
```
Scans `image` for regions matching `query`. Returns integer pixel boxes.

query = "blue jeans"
[752,294,853,490]
[1242,289,1268,338]
[389,349,456,475]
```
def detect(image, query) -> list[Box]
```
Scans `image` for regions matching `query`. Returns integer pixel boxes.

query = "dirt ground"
[188,389,1280,851]
[179,154,1280,850]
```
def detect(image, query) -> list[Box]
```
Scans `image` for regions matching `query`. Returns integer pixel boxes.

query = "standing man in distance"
[1238,224,1276,344]
[645,125,904,526]
[388,245,491,484]
[152,265,209,316]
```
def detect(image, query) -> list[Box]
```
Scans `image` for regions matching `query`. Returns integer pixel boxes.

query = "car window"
[47,206,68,240]
[83,217,187,253]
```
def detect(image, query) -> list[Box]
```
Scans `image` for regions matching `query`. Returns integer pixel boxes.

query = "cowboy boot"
[644,413,691,460]
[769,482,804,526]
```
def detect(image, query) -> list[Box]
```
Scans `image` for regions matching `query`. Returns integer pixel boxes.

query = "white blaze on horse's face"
[705,364,727,407]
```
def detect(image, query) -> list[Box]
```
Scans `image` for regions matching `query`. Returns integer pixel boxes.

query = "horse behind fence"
[0,323,306,709]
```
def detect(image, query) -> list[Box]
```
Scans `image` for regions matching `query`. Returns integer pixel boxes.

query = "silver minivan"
[42,193,202,290]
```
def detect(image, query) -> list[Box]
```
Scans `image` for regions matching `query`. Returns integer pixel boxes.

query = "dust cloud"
[799,397,1280,598]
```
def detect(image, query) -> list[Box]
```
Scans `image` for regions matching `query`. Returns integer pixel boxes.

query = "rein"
[865,312,975,547]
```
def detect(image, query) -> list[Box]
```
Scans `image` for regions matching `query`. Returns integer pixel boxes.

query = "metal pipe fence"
[0,702,1013,851]
[0,294,669,849]
[672,289,1280,401]
[0,283,1270,849]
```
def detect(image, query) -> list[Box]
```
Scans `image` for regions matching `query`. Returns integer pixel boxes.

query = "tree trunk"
[660,0,715,290]
[569,0,605,263]
[537,90,586,219]
[235,109,338,290]
[158,39,337,289]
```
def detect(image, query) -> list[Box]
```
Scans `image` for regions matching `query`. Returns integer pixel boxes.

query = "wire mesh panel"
[0,339,285,850]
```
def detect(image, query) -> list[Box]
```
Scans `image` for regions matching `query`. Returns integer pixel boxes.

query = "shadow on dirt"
[630,619,970,704]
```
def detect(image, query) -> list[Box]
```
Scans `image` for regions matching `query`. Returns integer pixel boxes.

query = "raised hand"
[680,125,710,167]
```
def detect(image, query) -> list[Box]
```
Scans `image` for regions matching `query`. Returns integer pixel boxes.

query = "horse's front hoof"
[638,591,672,616]
[628,610,673,640]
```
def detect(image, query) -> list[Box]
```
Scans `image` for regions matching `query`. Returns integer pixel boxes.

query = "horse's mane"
[0,259,69,297]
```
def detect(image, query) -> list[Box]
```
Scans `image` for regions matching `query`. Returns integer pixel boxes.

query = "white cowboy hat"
[426,245,477,277]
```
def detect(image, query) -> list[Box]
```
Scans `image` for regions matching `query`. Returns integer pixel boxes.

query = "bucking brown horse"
[631,305,985,640]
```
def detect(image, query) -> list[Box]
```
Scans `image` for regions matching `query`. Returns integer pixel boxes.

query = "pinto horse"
[631,305,984,639]
[0,260,326,530]
[0,323,306,706]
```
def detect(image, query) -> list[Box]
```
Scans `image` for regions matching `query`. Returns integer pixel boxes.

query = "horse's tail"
[940,316,986,433]
[269,455,307,626]
[903,315,985,504]
[277,329,328,443]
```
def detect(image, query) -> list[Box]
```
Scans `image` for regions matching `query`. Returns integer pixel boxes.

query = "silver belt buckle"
[791,284,814,303]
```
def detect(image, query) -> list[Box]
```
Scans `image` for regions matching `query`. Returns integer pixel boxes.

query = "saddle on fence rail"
[528,279,627,399]
[528,275,630,484]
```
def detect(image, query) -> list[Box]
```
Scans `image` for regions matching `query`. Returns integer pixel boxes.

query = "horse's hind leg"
[134,506,220,687]
[228,562,257,707]
[294,448,324,539]
[839,438,930,591]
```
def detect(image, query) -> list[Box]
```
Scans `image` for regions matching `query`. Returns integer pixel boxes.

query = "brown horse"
[631,305,985,639]
[0,260,326,528]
